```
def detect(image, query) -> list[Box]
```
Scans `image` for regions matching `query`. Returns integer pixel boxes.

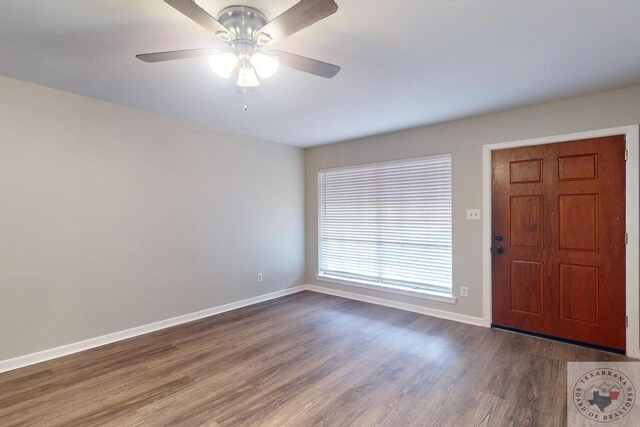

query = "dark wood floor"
[0,291,629,426]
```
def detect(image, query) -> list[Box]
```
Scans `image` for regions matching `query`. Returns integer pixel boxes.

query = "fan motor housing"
[217,6,268,41]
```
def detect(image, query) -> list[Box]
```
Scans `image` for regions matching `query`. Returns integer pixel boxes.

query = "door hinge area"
[626,316,629,328]
[625,149,629,161]
[626,233,629,244]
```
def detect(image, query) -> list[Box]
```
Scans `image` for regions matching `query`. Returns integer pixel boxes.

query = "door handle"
[494,247,504,254]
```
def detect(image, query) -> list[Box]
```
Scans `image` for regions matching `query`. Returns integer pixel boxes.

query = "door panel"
[510,158,543,183]
[558,154,598,181]
[558,194,598,251]
[492,135,626,351]
[510,260,544,315]
[510,195,544,247]
[560,264,599,324]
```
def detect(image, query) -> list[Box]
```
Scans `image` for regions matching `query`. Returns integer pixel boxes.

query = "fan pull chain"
[242,88,248,112]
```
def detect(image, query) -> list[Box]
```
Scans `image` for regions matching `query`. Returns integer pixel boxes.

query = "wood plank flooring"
[0,291,630,426]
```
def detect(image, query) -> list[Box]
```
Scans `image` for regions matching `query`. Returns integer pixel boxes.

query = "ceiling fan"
[136,0,341,90]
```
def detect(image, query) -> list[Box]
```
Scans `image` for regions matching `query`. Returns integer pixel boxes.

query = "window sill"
[315,275,457,305]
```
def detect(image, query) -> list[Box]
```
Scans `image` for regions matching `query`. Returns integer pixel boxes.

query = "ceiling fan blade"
[257,0,338,44]
[271,50,340,78]
[164,0,230,37]
[136,48,217,63]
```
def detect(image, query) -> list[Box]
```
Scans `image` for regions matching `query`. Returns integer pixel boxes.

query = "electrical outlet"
[466,209,481,220]
[257,273,263,282]
[460,287,468,297]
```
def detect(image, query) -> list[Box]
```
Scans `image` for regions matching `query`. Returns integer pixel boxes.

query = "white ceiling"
[1,1,640,147]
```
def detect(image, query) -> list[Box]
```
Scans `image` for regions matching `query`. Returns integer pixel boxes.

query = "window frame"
[317,154,455,302]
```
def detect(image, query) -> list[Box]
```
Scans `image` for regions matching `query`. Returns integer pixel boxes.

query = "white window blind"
[319,155,452,294]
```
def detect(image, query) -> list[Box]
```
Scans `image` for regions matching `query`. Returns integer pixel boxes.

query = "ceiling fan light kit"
[137,0,341,91]
[237,62,261,88]
[250,53,279,79]
[208,52,238,79]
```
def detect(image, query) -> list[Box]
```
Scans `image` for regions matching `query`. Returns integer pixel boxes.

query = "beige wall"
[306,84,640,319]
[0,77,305,361]
[3,75,640,362]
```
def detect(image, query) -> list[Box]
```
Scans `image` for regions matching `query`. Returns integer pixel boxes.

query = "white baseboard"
[0,286,305,374]
[0,283,489,374]
[305,284,487,327]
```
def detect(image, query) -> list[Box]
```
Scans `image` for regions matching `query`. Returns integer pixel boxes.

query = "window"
[318,154,452,296]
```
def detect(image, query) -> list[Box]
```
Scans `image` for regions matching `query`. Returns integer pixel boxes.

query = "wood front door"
[491,135,626,351]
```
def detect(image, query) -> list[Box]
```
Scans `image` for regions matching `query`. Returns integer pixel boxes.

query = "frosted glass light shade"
[209,52,238,79]
[237,65,260,88]
[250,53,279,78]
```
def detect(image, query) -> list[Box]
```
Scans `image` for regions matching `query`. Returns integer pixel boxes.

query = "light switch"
[466,209,481,220]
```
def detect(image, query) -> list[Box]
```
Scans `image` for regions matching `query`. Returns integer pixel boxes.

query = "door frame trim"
[482,125,640,358]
